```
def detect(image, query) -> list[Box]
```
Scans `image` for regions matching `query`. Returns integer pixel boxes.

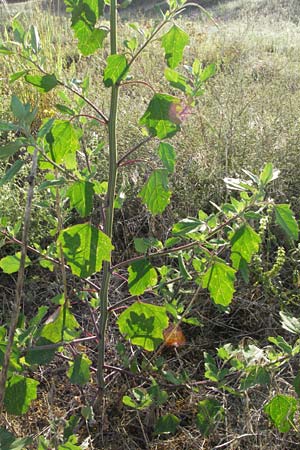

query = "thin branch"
[120,80,156,93]
[0,148,39,412]
[117,136,154,167]
[25,335,98,352]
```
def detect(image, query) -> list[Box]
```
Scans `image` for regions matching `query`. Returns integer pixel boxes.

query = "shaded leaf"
[67,181,94,217]
[0,428,32,450]
[0,160,24,187]
[196,399,224,436]
[158,142,176,173]
[4,375,39,415]
[67,354,91,386]
[154,414,180,435]
[0,140,26,160]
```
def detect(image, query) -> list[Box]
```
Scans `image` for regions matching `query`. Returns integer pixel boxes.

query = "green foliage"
[196,399,224,436]
[274,204,299,241]
[202,261,236,307]
[4,375,39,415]
[67,181,94,217]
[139,169,171,214]
[0,252,31,274]
[117,302,168,351]
[161,25,189,69]
[67,354,91,386]
[264,395,298,433]
[25,74,59,93]
[127,259,158,295]
[154,414,180,435]
[58,223,113,278]
[0,428,32,450]
[103,54,129,87]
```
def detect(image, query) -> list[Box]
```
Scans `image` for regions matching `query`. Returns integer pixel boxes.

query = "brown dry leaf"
[163,324,186,348]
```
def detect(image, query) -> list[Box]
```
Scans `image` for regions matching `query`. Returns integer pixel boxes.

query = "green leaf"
[128,259,158,295]
[58,223,113,278]
[0,140,26,160]
[172,217,206,236]
[280,311,300,335]
[4,375,39,415]
[259,162,280,186]
[202,262,236,306]
[68,0,106,55]
[67,181,94,217]
[10,70,28,83]
[274,204,299,241]
[293,372,300,397]
[139,93,181,139]
[158,142,176,173]
[40,306,80,343]
[0,160,24,187]
[268,336,293,354]
[67,354,91,386]
[0,428,32,450]
[103,54,129,87]
[161,25,189,69]
[30,25,41,54]
[46,120,81,169]
[11,95,25,121]
[200,63,216,82]
[117,302,168,351]
[139,169,171,215]
[0,46,13,55]
[240,367,270,390]
[25,337,56,365]
[0,121,19,132]
[204,352,228,382]
[0,252,31,274]
[0,343,22,372]
[134,237,162,253]
[196,399,224,436]
[230,224,261,270]
[164,68,192,95]
[55,104,76,116]
[264,394,297,433]
[123,388,152,410]
[25,74,58,93]
[58,435,82,450]
[154,414,180,435]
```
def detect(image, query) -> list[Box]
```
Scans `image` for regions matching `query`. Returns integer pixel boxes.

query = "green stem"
[97,0,119,390]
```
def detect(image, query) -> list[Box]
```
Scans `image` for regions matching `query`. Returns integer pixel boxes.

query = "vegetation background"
[0,0,300,449]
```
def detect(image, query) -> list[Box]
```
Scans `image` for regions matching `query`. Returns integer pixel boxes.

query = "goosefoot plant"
[0,0,299,446]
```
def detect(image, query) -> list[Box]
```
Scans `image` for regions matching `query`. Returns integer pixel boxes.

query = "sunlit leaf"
[67,354,91,386]
[202,262,236,306]
[274,204,298,241]
[158,142,176,173]
[0,253,31,274]
[264,394,297,432]
[25,74,58,93]
[58,223,113,278]
[117,302,168,351]
[139,93,181,139]
[128,259,158,295]
[67,181,94,217]
[139,169,171,214]
[103,54,128,87]
[161,25,189,69]
[230,224,261,270]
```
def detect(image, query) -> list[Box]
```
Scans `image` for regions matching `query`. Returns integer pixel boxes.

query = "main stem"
[97,0,119,390]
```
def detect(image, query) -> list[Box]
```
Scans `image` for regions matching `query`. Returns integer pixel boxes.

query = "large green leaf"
[230,224,261,270]
[40,306,80,343]
[139,93,181,139]
[202,262,236,306]
[127,259,158,295]
[4,375,39,415]
[25,74,58,93]
[46,120,81,169]
[164,68,192,95]
[67,0,106,55]
[0,252,31,274]
[103,54,129,87]
[161,25,189,69]
[0,428,32,450]
[67,181,94,217]
[280,311,300,335]
[67,354,91,386]
[117,302,168,351]
[0,140,26,160]
[264,394,297,433]
[196,399,224,436]
[274,204,299,241]
[58,223,113,278]
[139,169,171,215]
[158,142,176,173]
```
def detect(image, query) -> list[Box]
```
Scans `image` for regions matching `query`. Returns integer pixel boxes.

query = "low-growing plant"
[0,0,299,447]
